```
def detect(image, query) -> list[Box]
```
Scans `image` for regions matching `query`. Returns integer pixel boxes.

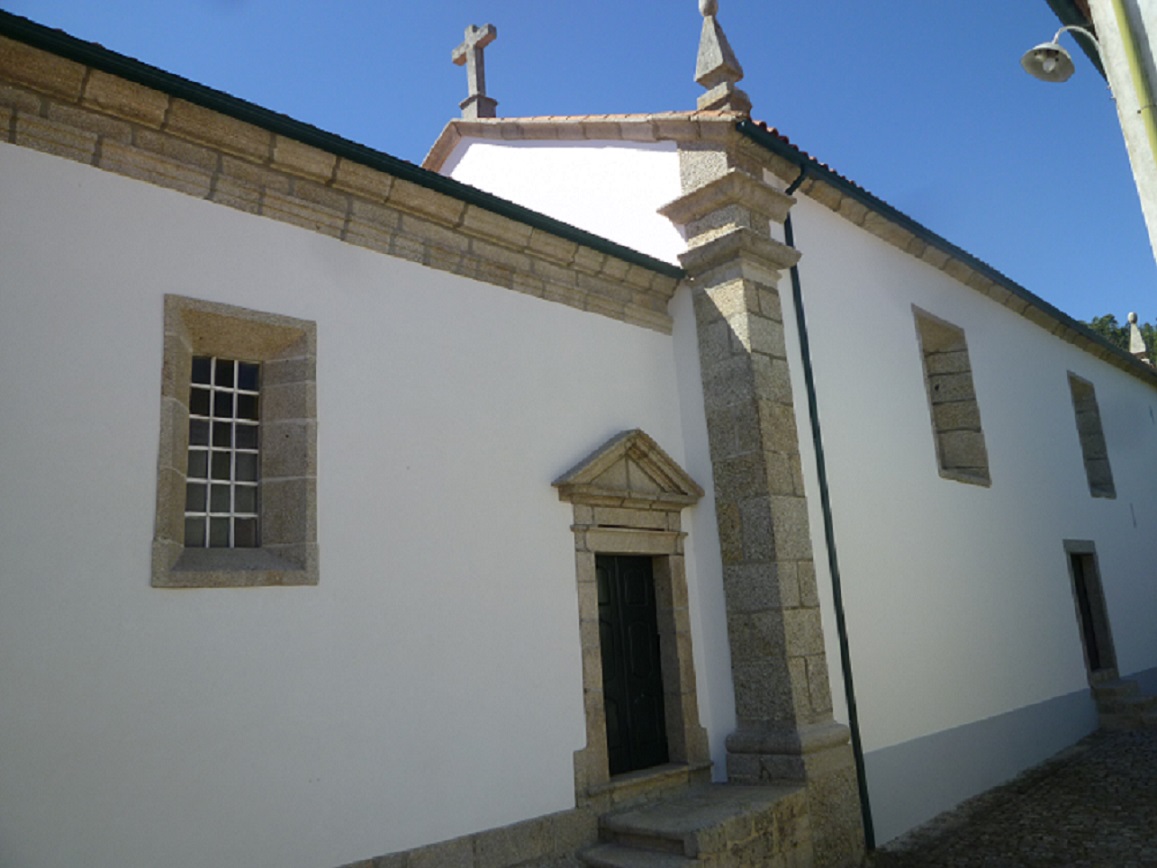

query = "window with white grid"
[184,356,261,548]
[153,294,317,588]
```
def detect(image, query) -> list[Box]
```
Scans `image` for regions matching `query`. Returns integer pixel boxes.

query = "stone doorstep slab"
[1101,708,1157,729]
[1092,678,1157,730]
[597,783,805,859]
[1092,679,1140,701]
[1099,694,1157,715]
[582,843,694,867]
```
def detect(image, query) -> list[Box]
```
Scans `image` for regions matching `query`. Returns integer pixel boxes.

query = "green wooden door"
[596,554,669,775]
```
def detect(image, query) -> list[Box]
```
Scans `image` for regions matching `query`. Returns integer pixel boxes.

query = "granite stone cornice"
[740,126,1157,390]
[678,226,801,281]
[659,168,795,228]
[0,34,682,333]
[422,112,746,172]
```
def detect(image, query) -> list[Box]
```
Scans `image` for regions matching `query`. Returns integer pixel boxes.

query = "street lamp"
[1020,25,1102,83]
[1023,5,1157,282]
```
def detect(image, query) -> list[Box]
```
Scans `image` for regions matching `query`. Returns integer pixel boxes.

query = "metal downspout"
[782,167,876,850]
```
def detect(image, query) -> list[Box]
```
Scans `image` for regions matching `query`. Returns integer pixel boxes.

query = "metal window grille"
[184,356,260,548]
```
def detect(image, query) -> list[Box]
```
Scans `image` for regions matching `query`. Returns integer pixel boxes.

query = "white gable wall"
[786,192,1157,842]
[441,139,686,265]
[0,142,721,868]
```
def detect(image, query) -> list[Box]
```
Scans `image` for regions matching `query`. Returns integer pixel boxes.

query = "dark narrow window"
[1065,542,1117,676]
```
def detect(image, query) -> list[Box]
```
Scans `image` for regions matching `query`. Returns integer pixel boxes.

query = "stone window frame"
[152,294,318,587]
[913,306,991,487]
[1067,373,1116,499]
[553,430,711,810]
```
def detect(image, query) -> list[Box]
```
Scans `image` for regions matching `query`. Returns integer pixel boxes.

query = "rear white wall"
[0,143,716,868]
[788,193,1157,840]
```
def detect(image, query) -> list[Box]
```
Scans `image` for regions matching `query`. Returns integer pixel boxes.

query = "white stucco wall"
[787,192,1157,839]
[669,283,736,779]
[440,134,738,779]
[434,131,1157,844]
[440,138,686,265]
[0,142,722,868]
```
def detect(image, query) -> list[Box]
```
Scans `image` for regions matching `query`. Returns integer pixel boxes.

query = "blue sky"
[4,0,1154,324]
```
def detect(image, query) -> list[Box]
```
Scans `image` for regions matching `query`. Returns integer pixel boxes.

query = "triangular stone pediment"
[553,429,704,509]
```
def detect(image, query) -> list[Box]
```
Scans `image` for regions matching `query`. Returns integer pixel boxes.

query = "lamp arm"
[1052,25,1104,58]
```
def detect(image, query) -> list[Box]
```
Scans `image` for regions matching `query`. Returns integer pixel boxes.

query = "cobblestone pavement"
[864,730,1157,867]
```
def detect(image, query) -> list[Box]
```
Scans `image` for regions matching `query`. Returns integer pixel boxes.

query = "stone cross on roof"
[452,23,498,119]
[695,0,751,115]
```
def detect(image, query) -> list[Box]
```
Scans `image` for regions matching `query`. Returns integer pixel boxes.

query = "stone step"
[1100,711,1144,731]
[1094,679,1157,731]
[580,842,694,868]
[1092,679,1140,701]
[1097,696,1154,714]
[599,783,807,861]
[1088,668,1122,685]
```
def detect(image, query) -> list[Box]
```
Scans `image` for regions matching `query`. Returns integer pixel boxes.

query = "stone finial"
[452,23,498,119]
[695,0,751,115]
[1128,312,1151,363]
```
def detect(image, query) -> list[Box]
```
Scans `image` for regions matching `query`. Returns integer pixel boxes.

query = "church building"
[3,5,1157,867]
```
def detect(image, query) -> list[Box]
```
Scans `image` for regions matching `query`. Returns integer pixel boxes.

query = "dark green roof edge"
[737,119,1157,381]
[1045,0,1107,78]
[0,10,683,281]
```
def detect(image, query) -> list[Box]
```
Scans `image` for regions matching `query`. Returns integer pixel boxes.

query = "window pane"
[181,354,265,556]
[189,387,210,416]
[214,391,234,418]
[189,419,209,446]
[211,451,231,480]
[210,484,231,512]
[184,517,205,547]
[235,424,258,449]
[235,452,258,482]
[187,450,208,479]
[191,356,212,384]
[185,482,207,512]
[234,518,258,548]
[237,362,259,391]
[237,394,258,421]
[235,485,257,514]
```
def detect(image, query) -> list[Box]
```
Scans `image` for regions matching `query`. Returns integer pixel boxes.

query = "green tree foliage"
[1087,314,1157,364]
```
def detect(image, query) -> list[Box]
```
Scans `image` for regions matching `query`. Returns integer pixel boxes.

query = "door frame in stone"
[554,430,711,808]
